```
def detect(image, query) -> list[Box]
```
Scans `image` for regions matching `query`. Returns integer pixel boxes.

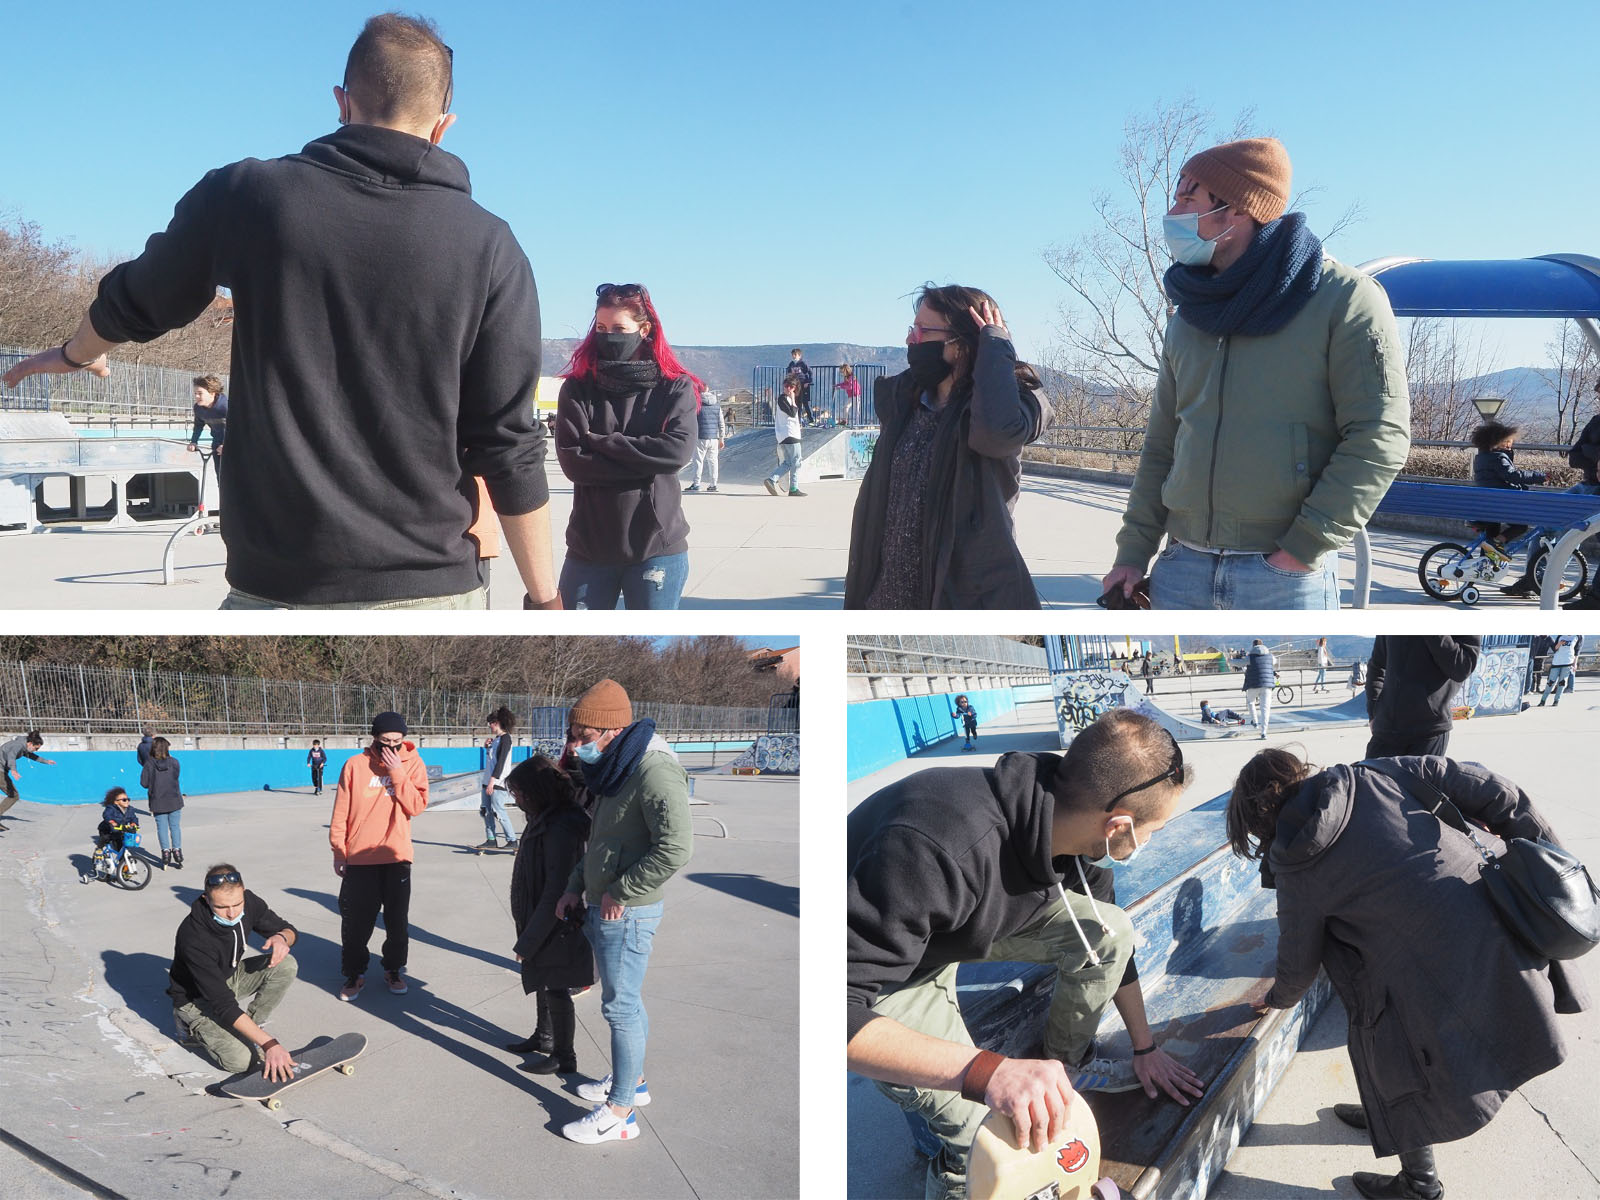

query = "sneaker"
[561,1103,639,1144]
[384,970,408,995]
[503,839,519,850]
[789,489,807,497]
[576,1072,651,1106]
[706,486,718,493]
[474,840,499,851]
[1067,1051,1142,1093]
[763,479,779,496]
[339,975,365,1002]
[685,483,700,492]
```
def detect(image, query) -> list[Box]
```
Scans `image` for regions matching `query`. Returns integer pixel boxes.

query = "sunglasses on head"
[595,283,645,300]
[205,871,243,888]
[1104,729,1184,811]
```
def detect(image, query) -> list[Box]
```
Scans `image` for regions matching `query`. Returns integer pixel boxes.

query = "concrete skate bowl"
[679,427,877,489]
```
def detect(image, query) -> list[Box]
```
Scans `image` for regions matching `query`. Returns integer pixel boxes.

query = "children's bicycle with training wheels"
[83,825,152,890]
[1417,524,1589,606]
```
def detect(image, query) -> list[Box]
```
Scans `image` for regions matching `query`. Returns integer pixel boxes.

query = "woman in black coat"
[844,283,1051,609]
[504,754,594,1075]
[1228,750,1590,1200]
[139,736,185,870]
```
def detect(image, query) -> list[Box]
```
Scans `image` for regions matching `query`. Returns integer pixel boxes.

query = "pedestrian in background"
[141,736,186,869]
[1242,640,1276,739]
[765,377,806,497]
[686,389,726,493]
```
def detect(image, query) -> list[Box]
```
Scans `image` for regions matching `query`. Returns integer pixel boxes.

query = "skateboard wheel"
[266,1099,282,1111]
[337,1064,354,1075]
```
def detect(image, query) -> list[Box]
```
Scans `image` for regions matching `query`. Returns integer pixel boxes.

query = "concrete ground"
[0,763,799,1199]
[0,471,1473,610]
[846,692,1600,1199]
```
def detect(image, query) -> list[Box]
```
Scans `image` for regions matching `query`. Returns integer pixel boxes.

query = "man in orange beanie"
[554,678,692,1145]
[331,711,429,1002]
[1104,136,1410,610]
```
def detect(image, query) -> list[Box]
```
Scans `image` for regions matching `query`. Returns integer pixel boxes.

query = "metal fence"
[749,364,889,427]
[847,635,1048,680]
[1,345,214,417]
[766,690,799,733]
[0,662,774,741]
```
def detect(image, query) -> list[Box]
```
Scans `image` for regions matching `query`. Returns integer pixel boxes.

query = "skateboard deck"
[219,1032,366,1110]
[472,843,516,856]
[967,1101,1119,1200]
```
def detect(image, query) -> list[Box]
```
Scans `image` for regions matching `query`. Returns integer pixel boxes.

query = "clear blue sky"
[5,0,1591,368]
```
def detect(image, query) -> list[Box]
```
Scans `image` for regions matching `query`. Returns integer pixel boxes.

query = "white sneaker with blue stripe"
[561,1102,639,1144]
[576,1072,651,1105]
[1068,1051,1142,1093]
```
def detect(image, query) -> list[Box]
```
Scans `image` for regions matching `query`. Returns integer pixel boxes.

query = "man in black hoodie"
[0,15,558,610]
[1365,635,1482,758]
[168,863,298,1079]
[847,710,1203,1200]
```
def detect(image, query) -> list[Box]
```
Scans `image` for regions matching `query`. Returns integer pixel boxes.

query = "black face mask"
[906,340,954,388]
[595,332,643,362]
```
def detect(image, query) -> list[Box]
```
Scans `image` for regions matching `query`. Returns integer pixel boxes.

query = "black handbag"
[1366,759,1600,961]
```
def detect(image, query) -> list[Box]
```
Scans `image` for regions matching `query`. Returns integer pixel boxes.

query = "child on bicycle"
[1470,421,1548,597]
[97,787,140,862]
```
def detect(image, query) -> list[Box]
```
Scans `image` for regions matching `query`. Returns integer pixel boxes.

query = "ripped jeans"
[559,552,688,610]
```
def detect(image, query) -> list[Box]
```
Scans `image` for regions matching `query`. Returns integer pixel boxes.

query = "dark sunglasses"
[1104,729,1184,811]
[205,871,243,888]
[595,283,645,300]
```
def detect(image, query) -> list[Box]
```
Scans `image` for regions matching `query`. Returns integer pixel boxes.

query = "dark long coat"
[509,804,594,993]
[1264,756,1590,1157]
[844,328,1050,609]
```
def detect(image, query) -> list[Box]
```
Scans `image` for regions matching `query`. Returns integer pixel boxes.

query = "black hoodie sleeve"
[1365,636,1388,718]
[1424,636,1480,683]
[90,170,226,344]
[584,380,697,475]
[458,241,549,517]
[847,825,976,1042]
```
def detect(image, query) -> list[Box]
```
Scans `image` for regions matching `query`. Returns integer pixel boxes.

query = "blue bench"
[1352,481,1600,608]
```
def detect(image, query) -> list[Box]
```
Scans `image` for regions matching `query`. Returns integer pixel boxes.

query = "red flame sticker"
[1058,1138,1089,1174]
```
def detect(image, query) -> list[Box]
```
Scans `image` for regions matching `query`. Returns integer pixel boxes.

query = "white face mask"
[1162,203,1231,266]
[1086,816,1146,870]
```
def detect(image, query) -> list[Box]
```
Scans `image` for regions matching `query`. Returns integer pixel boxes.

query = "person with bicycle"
[167,863,298,1080]
[1470,421,1548,597]
[95,787,141,868]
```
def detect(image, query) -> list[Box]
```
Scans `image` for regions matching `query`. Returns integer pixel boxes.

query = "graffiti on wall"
[1459,644,1528,716]
[1053,669,1131,748]
[845,430,880,479]
[730,734,800,774]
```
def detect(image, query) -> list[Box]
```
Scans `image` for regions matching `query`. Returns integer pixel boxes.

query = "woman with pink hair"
[555,284,702,609]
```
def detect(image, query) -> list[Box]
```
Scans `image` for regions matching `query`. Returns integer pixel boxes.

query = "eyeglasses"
[1103,730,1184,811]
[376,738,405,750]
[596,283,644,299]
[907,323,960,343]
[205,871,243,888]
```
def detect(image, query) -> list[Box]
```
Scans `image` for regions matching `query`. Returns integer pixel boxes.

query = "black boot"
[1333,1102,1368,1129]
[1353,1147,1443,1199]
[505,992,555,1054]
[520,988,576,1074]
[173,848,184,869]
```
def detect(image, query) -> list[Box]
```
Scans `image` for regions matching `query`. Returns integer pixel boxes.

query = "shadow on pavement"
[685,872,799,917]
[284,886,518,974]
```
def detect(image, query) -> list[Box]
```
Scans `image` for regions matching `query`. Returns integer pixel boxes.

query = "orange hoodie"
[330,741,429,866]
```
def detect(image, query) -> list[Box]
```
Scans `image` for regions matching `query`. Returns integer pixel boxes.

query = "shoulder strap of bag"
[1360,758,1495,864]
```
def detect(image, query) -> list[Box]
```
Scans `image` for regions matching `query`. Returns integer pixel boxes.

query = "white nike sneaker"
[576,1072,651,1105]
[562,1102,639,1144]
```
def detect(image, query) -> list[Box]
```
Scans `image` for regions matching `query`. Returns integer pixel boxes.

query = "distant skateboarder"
[307,740,327,795]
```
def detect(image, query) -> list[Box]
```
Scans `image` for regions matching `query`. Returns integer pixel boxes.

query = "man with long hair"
[1,15,558,610]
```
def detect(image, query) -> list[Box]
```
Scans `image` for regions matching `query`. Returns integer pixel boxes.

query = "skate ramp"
[1122,684,1367,741]
[714,733,800,774]
[677,426,876,489]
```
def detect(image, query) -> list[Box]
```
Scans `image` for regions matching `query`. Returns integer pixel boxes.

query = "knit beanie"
[570,679,632,730]
[1179,137,1292,225]
[371,711,408,737]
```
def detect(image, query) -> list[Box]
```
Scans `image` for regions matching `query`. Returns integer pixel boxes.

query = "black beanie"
[371,711,408,737]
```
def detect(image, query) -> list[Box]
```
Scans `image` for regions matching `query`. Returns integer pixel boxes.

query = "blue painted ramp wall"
[848,686,1017,781]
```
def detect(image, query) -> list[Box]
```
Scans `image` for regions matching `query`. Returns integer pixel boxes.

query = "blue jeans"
[153,809,182,853]
[559,552,688,610]
[481,787,515,842]
[768,442,803,491]
[586,899,663,1108]
[1149,542,1339,610]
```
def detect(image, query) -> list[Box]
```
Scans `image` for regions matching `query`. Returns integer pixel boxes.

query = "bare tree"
[1544,321,1597,445]
[1403,318,1503,442]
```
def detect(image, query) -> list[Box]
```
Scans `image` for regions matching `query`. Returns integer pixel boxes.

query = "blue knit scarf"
[579,718,657,797]
[1163,212,1324,337]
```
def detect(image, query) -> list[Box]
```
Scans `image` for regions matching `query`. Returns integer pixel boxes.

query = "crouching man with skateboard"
[847,710,1204,1200]
[167,863,298,1080]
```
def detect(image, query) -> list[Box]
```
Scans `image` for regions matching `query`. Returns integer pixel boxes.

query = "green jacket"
[568,740,693,906]
[1115,257,1410,569]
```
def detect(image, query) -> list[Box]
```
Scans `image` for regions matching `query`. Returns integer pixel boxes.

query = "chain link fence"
[0,661,776,741]
[1,345,214,417]
[846,635,1048,680]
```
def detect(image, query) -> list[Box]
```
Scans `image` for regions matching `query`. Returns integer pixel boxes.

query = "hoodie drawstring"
[1057,858,1111,968]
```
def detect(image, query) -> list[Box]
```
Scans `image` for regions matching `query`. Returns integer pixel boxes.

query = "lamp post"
[1471,395,1506,421]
